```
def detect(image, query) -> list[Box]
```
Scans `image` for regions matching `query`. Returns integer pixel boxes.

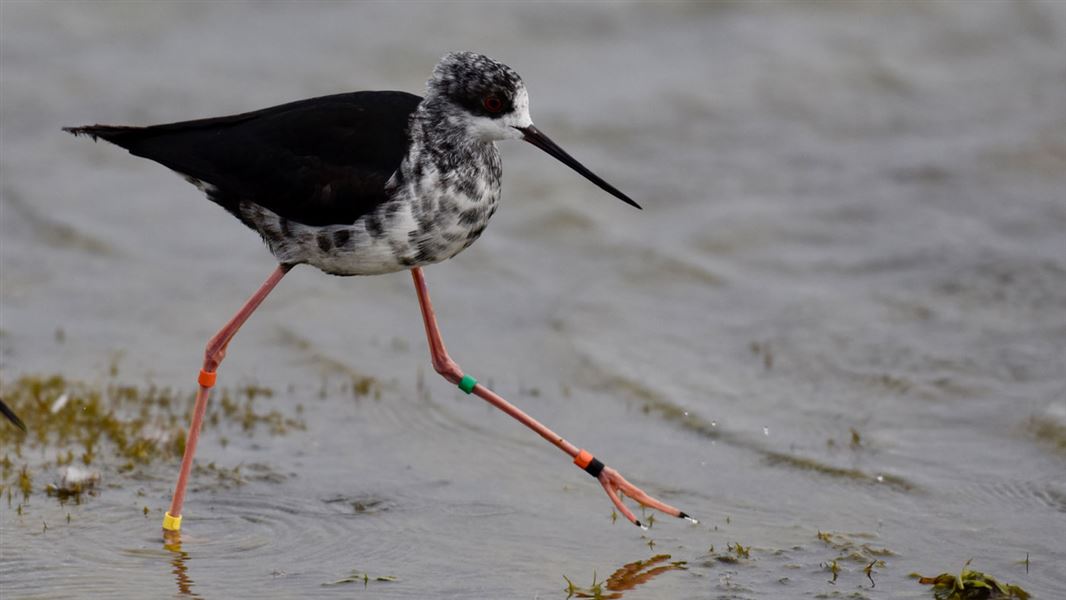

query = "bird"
[65,51,694,536]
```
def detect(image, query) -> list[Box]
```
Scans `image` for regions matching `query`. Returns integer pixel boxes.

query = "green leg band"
[458,374,477,394]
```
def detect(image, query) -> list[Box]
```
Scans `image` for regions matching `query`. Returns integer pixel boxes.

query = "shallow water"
[2,1,1065,598]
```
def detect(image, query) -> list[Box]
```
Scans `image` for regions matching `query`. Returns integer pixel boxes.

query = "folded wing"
[65,91,423,226]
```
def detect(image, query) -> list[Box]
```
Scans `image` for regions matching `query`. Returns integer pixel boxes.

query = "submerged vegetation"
[0,371,1042,597]
[0,373,304,504]
[1027,414,1066,453]
[913,561,1030,599]
[323,570,398,587]
[815,530,894,564]
[594,371,914,491]
[816,530,890,588]
[706,541,753,564]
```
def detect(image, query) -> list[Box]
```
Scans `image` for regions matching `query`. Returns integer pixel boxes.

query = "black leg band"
[584,457,605,478]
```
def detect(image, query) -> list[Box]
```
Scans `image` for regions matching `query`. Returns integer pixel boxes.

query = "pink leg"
[410,267,693,528]
[164,264,292,534]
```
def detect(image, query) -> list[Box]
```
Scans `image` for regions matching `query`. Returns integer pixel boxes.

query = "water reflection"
[563,554,686,599]
[163,532,201,599]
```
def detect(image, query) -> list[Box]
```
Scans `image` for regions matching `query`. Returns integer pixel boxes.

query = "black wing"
[64,91,423,226]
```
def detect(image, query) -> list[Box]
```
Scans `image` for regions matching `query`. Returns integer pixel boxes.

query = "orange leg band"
[197,369,217,388]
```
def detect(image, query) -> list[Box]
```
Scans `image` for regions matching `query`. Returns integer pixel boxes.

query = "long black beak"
[517,125,641,209]
[0,398,26,432]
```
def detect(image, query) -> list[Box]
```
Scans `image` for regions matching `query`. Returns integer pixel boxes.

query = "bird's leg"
[164,263,293,534]
[410,267,693,528]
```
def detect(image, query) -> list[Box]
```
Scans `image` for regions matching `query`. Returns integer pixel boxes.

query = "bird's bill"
[0,398,26,432]
[517,125,641,209]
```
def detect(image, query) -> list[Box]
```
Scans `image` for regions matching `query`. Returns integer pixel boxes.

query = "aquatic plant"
[0,373,303,503]
[322,570,397,587]
[815,529,894,563]
[913,561,1030,599]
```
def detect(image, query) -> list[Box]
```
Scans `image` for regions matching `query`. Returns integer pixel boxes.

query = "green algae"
[1027,414,1066,452]
[762,450,911,490]
[18,465,32,498]
[730,542,751,559]
[0,372,303,502]
[705,541,753,565]
[863,560,879,588]
[824,558,841,584]
[815,530,895,564]
[913,561,1030,599]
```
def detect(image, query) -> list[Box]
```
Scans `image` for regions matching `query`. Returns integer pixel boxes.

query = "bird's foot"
[596,465,697,529]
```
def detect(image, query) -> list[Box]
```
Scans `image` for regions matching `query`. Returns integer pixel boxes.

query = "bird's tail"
[62,124,147,147]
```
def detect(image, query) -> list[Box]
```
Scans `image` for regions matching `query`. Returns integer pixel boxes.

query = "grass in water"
[0,373,303,503]
[912,561,1029,599]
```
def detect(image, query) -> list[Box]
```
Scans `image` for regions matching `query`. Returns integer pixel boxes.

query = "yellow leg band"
[162,511,182,531]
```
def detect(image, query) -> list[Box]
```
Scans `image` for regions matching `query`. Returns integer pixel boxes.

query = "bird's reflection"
[163,531,202,598]
[564,554,687,599]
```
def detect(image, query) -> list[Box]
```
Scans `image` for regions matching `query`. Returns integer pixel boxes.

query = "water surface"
[2,1,1064,598]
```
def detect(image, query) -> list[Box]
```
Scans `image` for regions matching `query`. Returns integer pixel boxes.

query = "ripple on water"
[173,491,405,567]
[0,490,412,598]
[947,478,1066,514]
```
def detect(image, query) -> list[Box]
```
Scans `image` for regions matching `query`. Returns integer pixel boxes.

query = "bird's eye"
[482,96,504,113]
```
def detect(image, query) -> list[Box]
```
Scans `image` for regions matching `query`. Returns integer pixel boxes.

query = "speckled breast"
[242,144,502,277]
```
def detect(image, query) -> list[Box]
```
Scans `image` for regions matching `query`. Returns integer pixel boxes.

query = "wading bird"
[65,52,693,535]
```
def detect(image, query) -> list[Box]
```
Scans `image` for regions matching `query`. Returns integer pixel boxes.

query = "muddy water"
[2,1,1065,598]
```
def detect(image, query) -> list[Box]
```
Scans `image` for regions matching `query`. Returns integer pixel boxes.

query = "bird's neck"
[406,97,495,173]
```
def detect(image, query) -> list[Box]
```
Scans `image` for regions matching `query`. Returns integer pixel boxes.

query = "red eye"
[482,96,503,113]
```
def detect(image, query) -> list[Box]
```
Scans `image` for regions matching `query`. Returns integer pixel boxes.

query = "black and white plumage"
[64,52,639,276]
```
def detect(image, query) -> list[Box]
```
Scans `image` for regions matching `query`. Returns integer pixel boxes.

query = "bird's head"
[428,51,531,142]
[426,52,641,209]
